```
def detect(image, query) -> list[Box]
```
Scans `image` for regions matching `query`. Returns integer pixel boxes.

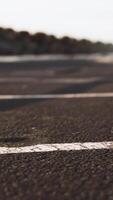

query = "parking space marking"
[0,93,113,100]
[0,142,113,154]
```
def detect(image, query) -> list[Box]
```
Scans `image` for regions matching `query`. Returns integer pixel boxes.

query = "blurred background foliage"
[0,27,113,55]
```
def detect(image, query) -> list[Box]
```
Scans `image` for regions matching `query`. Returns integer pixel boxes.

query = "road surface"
[0,55,113,200]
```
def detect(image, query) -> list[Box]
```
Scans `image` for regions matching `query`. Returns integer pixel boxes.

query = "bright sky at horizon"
[0,0,113,42]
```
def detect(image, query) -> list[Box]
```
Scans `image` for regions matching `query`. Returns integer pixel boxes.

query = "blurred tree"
[0,27,113,55]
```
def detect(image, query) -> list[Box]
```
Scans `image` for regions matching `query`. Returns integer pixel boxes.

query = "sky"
[0,0,113,42]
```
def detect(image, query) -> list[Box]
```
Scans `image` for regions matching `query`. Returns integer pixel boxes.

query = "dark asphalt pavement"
[0,55,113,200]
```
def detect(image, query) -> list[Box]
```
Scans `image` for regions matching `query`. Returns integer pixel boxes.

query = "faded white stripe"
[0,142,113,154]
[0,77,37,83]
[40,77,103,84]
[0,77,104,84]
[1,93,113,100]
[0,54,113,63]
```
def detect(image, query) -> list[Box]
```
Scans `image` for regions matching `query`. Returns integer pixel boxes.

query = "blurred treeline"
[0,27,113,55]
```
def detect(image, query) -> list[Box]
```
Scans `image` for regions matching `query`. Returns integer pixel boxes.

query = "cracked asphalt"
[0,55,113,200]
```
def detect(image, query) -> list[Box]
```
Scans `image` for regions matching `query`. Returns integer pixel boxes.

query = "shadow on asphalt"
[50,76,113,94]
[0,59,94,70]
[51,82,101,94]
[0,136,27,144]
[0,99,41,111]
[0,59,113,71]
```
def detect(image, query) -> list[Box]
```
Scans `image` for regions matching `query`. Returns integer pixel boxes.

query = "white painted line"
[0,77,104,84]
[0,77,37,83]
[1,93,113,100]
[0,55,70,62]
[0,54,113,63]
[40,77,104,84]
[0,142,113,154]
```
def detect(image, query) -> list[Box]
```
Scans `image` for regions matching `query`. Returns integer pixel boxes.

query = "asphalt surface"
[0,55,113,199]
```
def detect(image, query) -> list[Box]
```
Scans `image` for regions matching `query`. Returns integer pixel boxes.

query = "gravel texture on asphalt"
[0,56,113,199]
